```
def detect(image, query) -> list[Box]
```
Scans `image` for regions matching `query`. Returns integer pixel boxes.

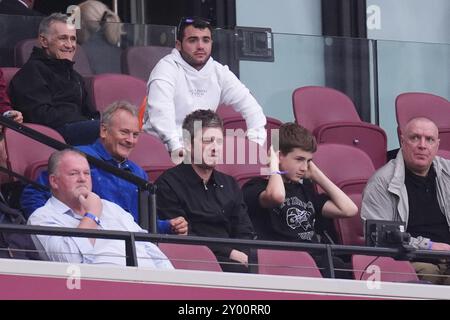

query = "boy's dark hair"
[279,122,317,154]
[182,109,223,142]
[177,16,213,41]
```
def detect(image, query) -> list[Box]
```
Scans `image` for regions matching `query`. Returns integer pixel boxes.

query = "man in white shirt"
[28,149,173,269]
[143,16,267,163]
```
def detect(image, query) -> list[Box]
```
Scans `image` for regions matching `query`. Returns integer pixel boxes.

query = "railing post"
[125,232,138,267]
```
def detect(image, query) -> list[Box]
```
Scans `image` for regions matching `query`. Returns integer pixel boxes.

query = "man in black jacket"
[156,109,255,273]
[9,12,99,145]
[0,0,42,16]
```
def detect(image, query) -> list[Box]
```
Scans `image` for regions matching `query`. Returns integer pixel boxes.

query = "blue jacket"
[21,139,171,233]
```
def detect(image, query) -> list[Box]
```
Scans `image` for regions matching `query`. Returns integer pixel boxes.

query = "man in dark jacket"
[9,12,99,145]
[156,109,255,273]
[0,0,42,16]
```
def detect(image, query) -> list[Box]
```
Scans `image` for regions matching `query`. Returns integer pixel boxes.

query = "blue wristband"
[84,212,101,226]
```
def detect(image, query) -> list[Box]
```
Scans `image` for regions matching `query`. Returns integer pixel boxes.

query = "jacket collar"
[31,46,75,68]
[91,139,132,170]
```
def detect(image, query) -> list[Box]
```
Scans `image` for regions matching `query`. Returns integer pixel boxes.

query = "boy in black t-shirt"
[243,123,358,278]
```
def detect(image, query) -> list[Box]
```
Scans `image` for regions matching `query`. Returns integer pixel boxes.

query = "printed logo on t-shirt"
[286,207,312,231]
[279,196,316,241]
[189,88,207,97]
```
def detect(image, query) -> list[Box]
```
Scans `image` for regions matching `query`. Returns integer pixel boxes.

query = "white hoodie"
[143,49,267,151]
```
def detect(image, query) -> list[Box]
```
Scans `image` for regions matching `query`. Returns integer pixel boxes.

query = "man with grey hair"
[362,117,450,284]
[22,101,188,235]
[28,149,173,269]
[9,12,100,146]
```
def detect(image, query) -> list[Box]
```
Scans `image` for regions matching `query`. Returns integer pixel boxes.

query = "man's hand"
[170,147,185,165]
[268,145,280,172]
[10,110,23,123]
[170,216,188,235]
[304,160,322,181]
[79,192,103,218]
[229,249,248,266]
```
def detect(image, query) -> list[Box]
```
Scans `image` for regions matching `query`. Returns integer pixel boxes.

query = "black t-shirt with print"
[243,177,330,243]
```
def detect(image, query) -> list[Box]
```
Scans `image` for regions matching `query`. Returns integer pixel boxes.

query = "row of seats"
[158,243,419,283]
[14,38,172,79]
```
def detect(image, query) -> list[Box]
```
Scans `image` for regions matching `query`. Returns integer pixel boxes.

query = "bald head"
[403,117,439,137]
[401,117,440,176]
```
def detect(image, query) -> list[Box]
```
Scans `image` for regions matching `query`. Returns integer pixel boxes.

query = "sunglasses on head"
[177,16,211,31]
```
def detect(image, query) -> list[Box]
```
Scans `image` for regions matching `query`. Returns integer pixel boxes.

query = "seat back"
[128,132,174,181]
[313,144,375,246]
[352,255,419,283]
[121,45,172,81]
[0,67,20,89]
[395,92,450,147]
[257,249,322,277]
[396,92,450,130]
[4,123,65,180]
[216,104,282,149]
[216,136,267,187]
[14,39,92,75]
[292,86,360,132]
[314,122,387,169]
[88,73,147,112]
[158,243,222,272]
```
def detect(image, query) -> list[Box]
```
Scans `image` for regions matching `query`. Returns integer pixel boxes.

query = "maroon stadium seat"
[395,92,450,151]
[292,86,387,169]
[352,255,419,283]
[128,132,174,182]
[0,67,20,89]
[121,45,172,81]
[4,123,65,181]
[87,73,147,113]
[257,249,323,277]
[313,144,376,246]
[158,243,222,272]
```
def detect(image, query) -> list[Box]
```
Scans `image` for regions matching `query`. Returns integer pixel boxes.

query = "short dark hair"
[279,122,317,154]
[182,109,223,142]
[177,16,213,41]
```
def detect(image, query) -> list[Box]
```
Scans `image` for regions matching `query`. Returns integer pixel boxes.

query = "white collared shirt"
[28,197,173,269]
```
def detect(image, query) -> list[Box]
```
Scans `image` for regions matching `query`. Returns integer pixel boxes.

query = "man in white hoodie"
[142,16,267,162]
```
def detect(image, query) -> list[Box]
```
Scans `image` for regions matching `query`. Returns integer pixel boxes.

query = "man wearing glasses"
[142,16,267,163]
[361,117,450,284]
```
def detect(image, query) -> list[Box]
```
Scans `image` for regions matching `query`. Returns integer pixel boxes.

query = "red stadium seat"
[87,73,147,113]
[121,45,172,81]
[158,243,222,272]
[128,132,174,182]
[313,144,376,246]
[257,249,323,278]
[352,255,419,283]
[4,123,66,181]
[0,67,20,89]
[292,86,387,169]
[395,92,450,151]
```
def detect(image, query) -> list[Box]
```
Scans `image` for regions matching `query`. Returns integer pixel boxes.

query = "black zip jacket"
[9,47,98,129]
[156,163,255,259]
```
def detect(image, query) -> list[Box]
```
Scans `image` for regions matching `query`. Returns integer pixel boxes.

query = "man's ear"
[39,34,48,48]
[99,123,107,139]
[48,174,58,190]
[175,40,181,51]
